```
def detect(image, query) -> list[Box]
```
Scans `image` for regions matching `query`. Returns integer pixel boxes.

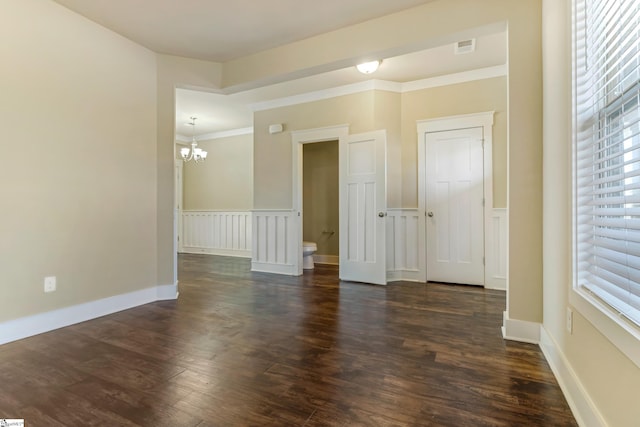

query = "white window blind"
[574,0,640,327]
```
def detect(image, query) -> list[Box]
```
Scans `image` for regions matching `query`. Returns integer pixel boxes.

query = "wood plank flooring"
[0,254,577,426]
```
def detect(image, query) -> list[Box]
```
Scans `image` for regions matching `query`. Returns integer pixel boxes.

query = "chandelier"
[180,117,207,163]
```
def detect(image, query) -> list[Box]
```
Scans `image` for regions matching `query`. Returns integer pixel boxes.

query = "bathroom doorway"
[291,124,349,275]
[302,141,340,266]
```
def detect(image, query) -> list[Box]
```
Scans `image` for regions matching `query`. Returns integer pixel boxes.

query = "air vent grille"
[455,38,476,55]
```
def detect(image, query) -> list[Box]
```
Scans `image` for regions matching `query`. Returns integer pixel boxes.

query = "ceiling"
[53,0,507,139]
[53,0,437,61]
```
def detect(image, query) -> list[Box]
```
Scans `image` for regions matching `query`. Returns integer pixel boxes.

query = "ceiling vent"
[455,38,476,55]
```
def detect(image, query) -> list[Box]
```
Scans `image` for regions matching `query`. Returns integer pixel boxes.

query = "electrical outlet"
[44,276,56,293]
[566,307,573,334]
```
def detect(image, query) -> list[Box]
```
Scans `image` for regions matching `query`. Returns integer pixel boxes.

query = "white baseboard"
[313,254,339,265]
[501,311,541,344]
[251,261,297,276]
[180,247,251,258]
[157,282,179,300]
[387,269,423,282]
[0,283,179,346]
[539,326,607,427]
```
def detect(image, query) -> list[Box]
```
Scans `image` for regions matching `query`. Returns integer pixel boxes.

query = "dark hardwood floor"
[0,254,577,426]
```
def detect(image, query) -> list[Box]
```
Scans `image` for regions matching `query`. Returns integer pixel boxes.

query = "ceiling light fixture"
[356,60,381,74]
[181,117,207,163]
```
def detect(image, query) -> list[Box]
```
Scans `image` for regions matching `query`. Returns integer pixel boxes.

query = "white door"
[426,127,484,285]
[339,130,387,285]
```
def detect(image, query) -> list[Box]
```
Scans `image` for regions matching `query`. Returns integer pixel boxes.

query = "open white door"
[426,127,484,285]
[339,130,387,285]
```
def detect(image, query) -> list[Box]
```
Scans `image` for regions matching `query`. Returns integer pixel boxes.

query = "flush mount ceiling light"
[180,117,207,163]
[356,60,381,74]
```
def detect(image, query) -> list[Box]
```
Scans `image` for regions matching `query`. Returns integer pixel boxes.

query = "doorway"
[292,125,349,275]
[292,125,388,284]
[417,112,496,287]
[425,127,484,285]
[302,141,339,266]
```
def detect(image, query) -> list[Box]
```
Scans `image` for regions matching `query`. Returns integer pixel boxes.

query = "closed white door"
[339,130,387,285]
[426,127,484,285]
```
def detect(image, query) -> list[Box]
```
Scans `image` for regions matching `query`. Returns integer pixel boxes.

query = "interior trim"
[0,283,178,346]
[252,65,507,112]
[539,326,607,427]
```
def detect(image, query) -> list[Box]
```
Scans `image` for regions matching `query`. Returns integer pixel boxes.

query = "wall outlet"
[44,276,56,293]
[566,307,573,334]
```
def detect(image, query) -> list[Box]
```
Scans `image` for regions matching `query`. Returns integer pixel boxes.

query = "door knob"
[378,212,386,218]
[427,211,434,217]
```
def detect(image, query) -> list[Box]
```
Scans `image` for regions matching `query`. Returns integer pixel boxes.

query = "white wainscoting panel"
[387,209,424,282]
[252,210,298,275]
[181,211,252,258]
[486,208,507,290]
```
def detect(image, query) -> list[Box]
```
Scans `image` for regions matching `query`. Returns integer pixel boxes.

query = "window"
[573,0,640,351]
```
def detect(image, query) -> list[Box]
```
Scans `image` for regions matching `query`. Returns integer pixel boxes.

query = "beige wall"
[0,0,158,322]
[254,78,507,212]
[506,1,543,324]
[374,91,403,208]
[182,133,253,211]
[254,92,376,209]
[542,1,640,425]
[303,141,339,256]
[401,77,507,208]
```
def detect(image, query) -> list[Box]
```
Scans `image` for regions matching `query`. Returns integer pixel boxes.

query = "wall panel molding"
[251,210,297,275]
[387,209,425,282]
[181,211,251,258]
[486,208,507,290]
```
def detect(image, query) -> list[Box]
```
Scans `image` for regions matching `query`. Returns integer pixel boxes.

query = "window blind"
[574,0,640,327]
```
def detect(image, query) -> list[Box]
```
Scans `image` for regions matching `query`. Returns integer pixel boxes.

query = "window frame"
[571,0,640,369]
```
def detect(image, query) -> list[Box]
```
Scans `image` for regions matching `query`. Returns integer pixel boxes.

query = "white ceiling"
[53,0,437,61]
[52,0,507,139]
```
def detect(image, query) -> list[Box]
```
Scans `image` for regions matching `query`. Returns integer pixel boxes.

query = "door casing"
[417,112,495,285]
[291,125,350,275]
[425,127,485,285]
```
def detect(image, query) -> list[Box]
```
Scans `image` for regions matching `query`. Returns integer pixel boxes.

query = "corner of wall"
[501,311,541,344]
[539,326,608,427]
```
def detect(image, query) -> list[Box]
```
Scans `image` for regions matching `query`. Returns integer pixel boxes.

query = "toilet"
[302,241,318,269]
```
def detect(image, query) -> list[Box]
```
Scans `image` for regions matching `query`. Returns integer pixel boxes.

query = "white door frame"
[417,111,495,285]
[175,159,184,254]
[291,124,350,275]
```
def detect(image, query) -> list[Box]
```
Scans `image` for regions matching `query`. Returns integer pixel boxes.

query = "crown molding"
[174,64,508,140]
[402,64,507,92]
[251,64,507,112]
[175,126,253,142]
